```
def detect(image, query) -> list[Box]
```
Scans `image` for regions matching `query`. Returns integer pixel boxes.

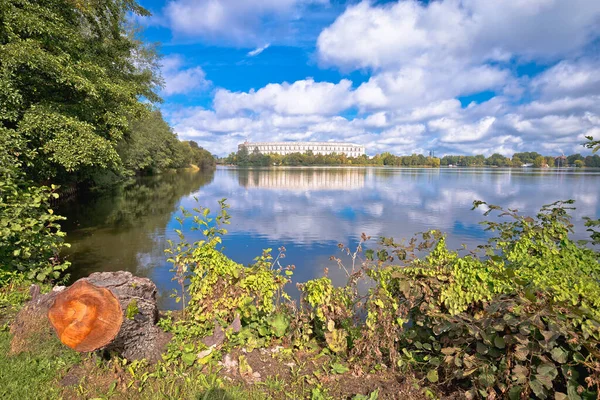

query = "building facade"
[238,141,365,158]
[240,169,365,191]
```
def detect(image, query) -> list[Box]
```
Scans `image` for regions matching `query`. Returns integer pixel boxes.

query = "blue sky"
[135,0,600,157]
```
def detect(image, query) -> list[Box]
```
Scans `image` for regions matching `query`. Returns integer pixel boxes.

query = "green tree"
[0,0,161,184]
[533,155,546,167]
[486,153,511,167]
[575,160,584,168]
[567,153,584,165]
[236,146,250,166]
[119,109,189,175]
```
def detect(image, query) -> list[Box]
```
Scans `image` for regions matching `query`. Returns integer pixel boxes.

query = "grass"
[0,330,81,399]
[0,279,422,400]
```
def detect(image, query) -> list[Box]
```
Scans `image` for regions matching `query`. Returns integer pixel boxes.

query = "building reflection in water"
[238,168,366,190]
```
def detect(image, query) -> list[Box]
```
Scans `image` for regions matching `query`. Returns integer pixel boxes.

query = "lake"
[58,166,600,309]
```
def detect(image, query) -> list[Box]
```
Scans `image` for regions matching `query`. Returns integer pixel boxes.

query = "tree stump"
[11,271,171,362]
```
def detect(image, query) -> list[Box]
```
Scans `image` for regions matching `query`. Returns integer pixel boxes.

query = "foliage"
[225,146,600,168]
[157,192,600,399]
[184,140,217,171]
[0,0,162,185]
[165,199,294,348]
[118,109,215,176]
[585,136,600,153]
[119,109,189,175]
[351,200,600,398]
[0,131,69,282]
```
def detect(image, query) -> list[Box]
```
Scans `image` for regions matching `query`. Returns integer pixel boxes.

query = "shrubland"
[156,196,600,399]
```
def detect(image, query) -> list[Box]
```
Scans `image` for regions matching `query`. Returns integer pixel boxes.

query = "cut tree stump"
[10,271,171,362]
[48,280,123,352]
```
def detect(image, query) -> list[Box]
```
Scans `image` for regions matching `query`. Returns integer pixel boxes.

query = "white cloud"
[161,55,210,96]
[164,0,328,44]
[531,58,600,99]
[433,117,496,143]
[159,0,600,158]
[317,0,600,70]
[213,79,354,116]
[247,43,271,57]
[353,65,509,110]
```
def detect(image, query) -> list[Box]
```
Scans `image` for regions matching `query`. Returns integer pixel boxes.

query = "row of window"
[251,146,362,152]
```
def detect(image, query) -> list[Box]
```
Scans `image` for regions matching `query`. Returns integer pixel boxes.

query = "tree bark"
[11,271,171,362]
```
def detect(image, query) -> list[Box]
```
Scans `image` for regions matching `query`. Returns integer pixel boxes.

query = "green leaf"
[537,363,558,381]
[331,363,349,374]
[551,347,569,364]
[529,378,548,399]
[508,386,523,400]
[426,369,439,383]
[476,342,488,355]
[181,352,196,366]
[494,335,506,349]
[268,313,289,338]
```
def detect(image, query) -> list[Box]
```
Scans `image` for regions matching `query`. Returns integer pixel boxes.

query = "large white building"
[238,141,365,158]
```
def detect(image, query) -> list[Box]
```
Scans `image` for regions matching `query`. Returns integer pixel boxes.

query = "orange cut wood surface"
[48,280,123,352]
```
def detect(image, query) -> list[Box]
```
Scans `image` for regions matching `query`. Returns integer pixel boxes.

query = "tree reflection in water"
[58,170,215,307]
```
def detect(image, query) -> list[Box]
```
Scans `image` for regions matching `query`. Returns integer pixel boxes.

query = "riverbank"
[2,199,599,399]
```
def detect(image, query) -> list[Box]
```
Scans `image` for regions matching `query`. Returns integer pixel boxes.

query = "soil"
[217,347,428,399]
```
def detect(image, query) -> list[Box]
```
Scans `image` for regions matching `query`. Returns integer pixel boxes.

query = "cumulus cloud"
[164,0,328,44]
[160,55,211,96]
[317,0,600,70]
[213,79,354,116]
[162,0,600,158]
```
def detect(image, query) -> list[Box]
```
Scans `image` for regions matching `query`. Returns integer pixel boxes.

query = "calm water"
[58,167,600,309]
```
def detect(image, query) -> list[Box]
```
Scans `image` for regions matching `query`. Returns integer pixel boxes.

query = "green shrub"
[163,199,294,360]
[0,130,69,282]
[357,201,600,398]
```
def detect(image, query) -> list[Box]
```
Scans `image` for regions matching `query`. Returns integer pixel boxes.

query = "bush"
[352,201,600,398]
[163,199,294,362]
[164,198,600,398]
[0,130,69,282]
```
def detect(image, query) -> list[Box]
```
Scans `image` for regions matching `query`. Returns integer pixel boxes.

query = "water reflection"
[61,167,600,309]
[58,170,215,306]
[238,168,366,190]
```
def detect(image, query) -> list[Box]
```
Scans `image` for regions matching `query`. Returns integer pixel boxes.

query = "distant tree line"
[223,148,441,167]
[441,152,600,168]
[222,147,600,168]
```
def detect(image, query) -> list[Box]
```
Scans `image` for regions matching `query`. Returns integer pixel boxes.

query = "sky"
[135,0,600,157]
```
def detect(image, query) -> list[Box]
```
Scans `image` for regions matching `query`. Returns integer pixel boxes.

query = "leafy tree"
[237,146,250,166]
[585,154,600,168]
[575,160,584,168]
[184,141,216,170]
[119,109,189,175]
[486,153,511,167]
[513,152,542,165]
[567,153,584,165]
[0,0,161,184]
[533,155,546,168]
